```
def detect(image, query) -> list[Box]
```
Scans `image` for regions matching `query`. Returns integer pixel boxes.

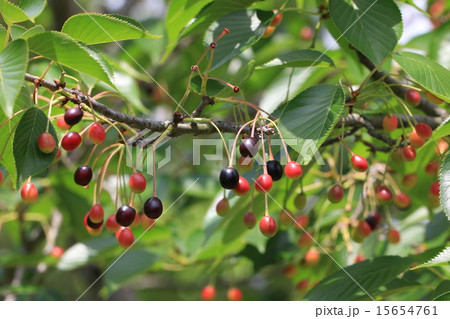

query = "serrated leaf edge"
[412,247,450,269]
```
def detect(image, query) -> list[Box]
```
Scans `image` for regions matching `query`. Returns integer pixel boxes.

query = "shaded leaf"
[274,84,345,165]
[304,256,413,300]
[0,39,28,116]
[27,31,115,87]
[13,107,58,186]
[393,51,450,102]
[61,13,160,45]
[432,280,450,301]
[330,0,402,65]
[441,151,450,221]
[257,50,334,69]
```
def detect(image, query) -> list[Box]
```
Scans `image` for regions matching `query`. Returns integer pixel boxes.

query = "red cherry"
[216,198,229,217]
[106,214,120,233]
[377,185,393,204]
[279,209,294,226]
[61,131,82,151]
[130,213,140,228]
[89,204,104,223]
[227,287,243,301]
[57,117,70,130]
[0,170,3,186]
[354,255,365,263]
[54,148,62,162]
[430,181,440,196]
[270,11,283,26]
[243,212,256,229]
[327,184,344,203]
[259,216,277,237]
[435,139,449,155]
[352,221,371,242]
[255,174,273,193]
[232,176,250,196]
[50,246,64,258]
[116,227,134,249]
[140,214,156,230]
[394,193,411,209]
[21,182,38,204]
[415,123,432,140]
[201,285,216,301]
[351,155,368,172]
[365,211,381,230]
[88,123,106,144]
[382,115,398,132]
[129,172,146,194]
[299,26,313,40]
[283,264,297,278]
[402,145,416,161]
[425,91,444,104]
[409,130,425,148]
[296,279,309,291]
[37,132,56,154]
[284,161,303,179]
[402,173,418,189]
[387,229,400,244]
[262,25,275,38]
[425,161,439,176]
[83,213,103,236]
[294,214,309,230]
[304,248,320,266]
[298,232,313,248]
[405,89,421,105]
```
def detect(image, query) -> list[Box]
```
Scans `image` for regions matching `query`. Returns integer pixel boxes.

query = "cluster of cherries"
[201,285,243,301]
[19,104,165,249]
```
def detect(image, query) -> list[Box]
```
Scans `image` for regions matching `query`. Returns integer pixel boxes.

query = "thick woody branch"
[25,74,250,136]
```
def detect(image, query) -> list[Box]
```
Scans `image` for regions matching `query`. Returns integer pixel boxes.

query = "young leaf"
[329,0,402,65]
[393,51,450,103]
[27,31,115,87]
[257,50,334,69]
[61,13,161,45]
[0,39,28,116]
[411,247,450,270]
[273,84,345,165]
[204,9,271,71]
[440,152,450,221]
[0,0,29,25]
[19,0,46,22]
[304,256,413,300]
[13,107,58,186]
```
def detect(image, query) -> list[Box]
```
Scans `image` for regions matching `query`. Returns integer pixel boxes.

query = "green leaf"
[432,280,450,301]
[10,24,27,39]
[273,84,345,165]
[204,9,271,71]
[61,13,160,45]
[257,50,334,69]
[103,249,159,293]
[397,0,428,15]
[19,0,46,22]
[0,24,6,51]
[304,256,413,300]
[13,107,58,186]
[27,31,115,87]
[0,0,29,25]
[441,151,450,221]
[0,39,28,116]
[182,0,257,38]
[0,111,22,188]
[163,0,214,61]
[393,51,450,102]
[329,0,402,65]
[411,247,450,269]
[217,59,255,97]
[11,24,45,40]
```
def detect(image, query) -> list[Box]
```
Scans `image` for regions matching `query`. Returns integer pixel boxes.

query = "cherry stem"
[251,111,260,137]
[96,146,122,204]
[152,144,157,197]
[260,126,268,175]
[45,92,58,133]
[215,97,277,119]
[207,77,238,91]
[228,119,257,167]
[91,143,121,170]
[267,135,274,161]
[358,57,388,93]
[333,130,353,155]
[259,117,291,163]
[264,193,269,217]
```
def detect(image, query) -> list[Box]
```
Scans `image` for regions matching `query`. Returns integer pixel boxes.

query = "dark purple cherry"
[64,106,83,126]
[239,137,259,158]
[115,205,136,227]
[219,167,239,189]
[86,216,103,229]
[143,196,163,219]
[74,166,92,186]
[266,160,283,181]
